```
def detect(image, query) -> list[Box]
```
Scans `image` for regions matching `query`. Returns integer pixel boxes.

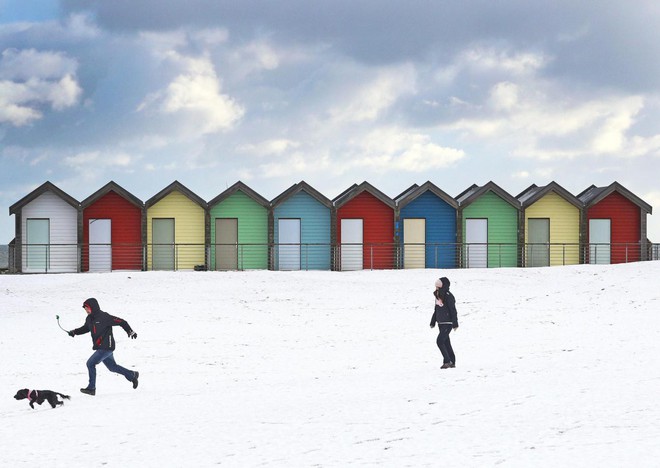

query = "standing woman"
[430,277,459,369]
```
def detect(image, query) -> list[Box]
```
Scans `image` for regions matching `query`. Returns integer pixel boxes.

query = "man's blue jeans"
[86,350,134,389]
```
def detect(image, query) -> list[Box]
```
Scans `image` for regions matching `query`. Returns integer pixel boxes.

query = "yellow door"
[403,218,425,269]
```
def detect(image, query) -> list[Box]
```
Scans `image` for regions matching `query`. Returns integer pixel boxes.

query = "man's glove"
[68,330,75,337]
[128,330,137,339]
[430,323,435,329]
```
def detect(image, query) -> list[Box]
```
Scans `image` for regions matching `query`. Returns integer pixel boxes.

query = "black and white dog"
[14,389,70,409]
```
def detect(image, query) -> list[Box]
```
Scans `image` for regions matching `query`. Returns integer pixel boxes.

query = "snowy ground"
[2,262,660,467]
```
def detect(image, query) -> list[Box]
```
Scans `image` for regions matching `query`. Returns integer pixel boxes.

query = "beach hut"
[271,181,332,271]
[145,181,207,271]
[518,182,583,267]
[208,181,269,270]
[81,181,144,272]
[578,182,653,264]
[396,181,458,269]
[9,181,79,273]
[456,181,520,268]
[334,182,395,271]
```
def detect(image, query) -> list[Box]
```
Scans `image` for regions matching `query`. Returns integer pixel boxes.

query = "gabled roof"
[396,181,458,210]
[332,184,358,205]
[516,184,540,204]
[333,181,395,209]
[578,181,652,214]
[145,180,207,209]
[455,184,479,204]
[9,181,79,215]
[81,181,143,210]
[517,181,582,209]
[457,181,520,210]
[208,181,270,209]
[393,184,419,203]
[271,181,332,209]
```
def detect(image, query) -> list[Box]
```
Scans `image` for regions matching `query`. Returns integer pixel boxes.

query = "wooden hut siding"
[209,189,268,270]
[146,191,206,270]
[337,191,395,270]
[524,192,580,266]
[20,191,78,273]
[82,190,143,271]
[399,190,457,268]
[462,191,518,268]
[273,191,331,270]
[586,191,641,263]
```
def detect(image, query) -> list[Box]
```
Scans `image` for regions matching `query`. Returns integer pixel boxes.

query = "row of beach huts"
[6,179,655,273]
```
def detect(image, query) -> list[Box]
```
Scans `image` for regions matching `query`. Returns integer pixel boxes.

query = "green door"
[153,218,175,270]
[528,218,550,267]
[26,218,49,272]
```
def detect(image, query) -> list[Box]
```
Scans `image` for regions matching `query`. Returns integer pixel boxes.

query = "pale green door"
[153,218,175,270]
[528,218,550,267]
[26,218,49,272]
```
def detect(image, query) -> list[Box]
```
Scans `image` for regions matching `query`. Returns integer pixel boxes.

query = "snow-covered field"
[2,262,660,467]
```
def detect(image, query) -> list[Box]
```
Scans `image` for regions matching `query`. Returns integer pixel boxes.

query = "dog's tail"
[57,393,71,400]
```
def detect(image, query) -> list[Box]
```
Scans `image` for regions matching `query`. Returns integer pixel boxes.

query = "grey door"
[153,218,175,270]
[216,218,238,270]
[528,218,550,267]
[26,218,49,272]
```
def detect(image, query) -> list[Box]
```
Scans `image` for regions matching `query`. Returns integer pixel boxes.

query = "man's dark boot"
[80,388,96,396]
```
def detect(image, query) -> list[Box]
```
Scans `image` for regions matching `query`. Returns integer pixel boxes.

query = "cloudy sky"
[1,0,659,243]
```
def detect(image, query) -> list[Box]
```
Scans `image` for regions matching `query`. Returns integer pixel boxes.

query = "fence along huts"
[518,181,583,267]
[81,181,144,272]
[145,181,208,271]
[208,181,269,271]
[396,181,458,269]
[271,181,332,271]
[578,182,653,264]
[456,181,520,268]
[334,181,395,271]
[9,181,80,273]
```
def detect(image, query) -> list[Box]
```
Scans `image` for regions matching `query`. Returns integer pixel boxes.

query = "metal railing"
[4,241,659,273]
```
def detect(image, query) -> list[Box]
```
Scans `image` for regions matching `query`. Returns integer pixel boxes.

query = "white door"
[403,218,425,269]
[465,219,488,268]
[278,219,301,270]
[341,219,363,271]
[589,219,611,264]
[89,219,112,272]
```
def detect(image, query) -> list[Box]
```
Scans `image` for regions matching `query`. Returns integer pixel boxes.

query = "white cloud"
[63,150,137,177]
[236,139,300,156]
[459,46,550,75]
[449,79,650,160]
[138,52,244,135]
[258,152,332,178]
[0,75,82,126]
[0,49,82,126]
[329,64,416,123]
[348,128,465,172]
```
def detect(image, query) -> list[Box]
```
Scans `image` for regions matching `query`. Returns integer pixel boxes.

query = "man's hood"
[83,298,101,314]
